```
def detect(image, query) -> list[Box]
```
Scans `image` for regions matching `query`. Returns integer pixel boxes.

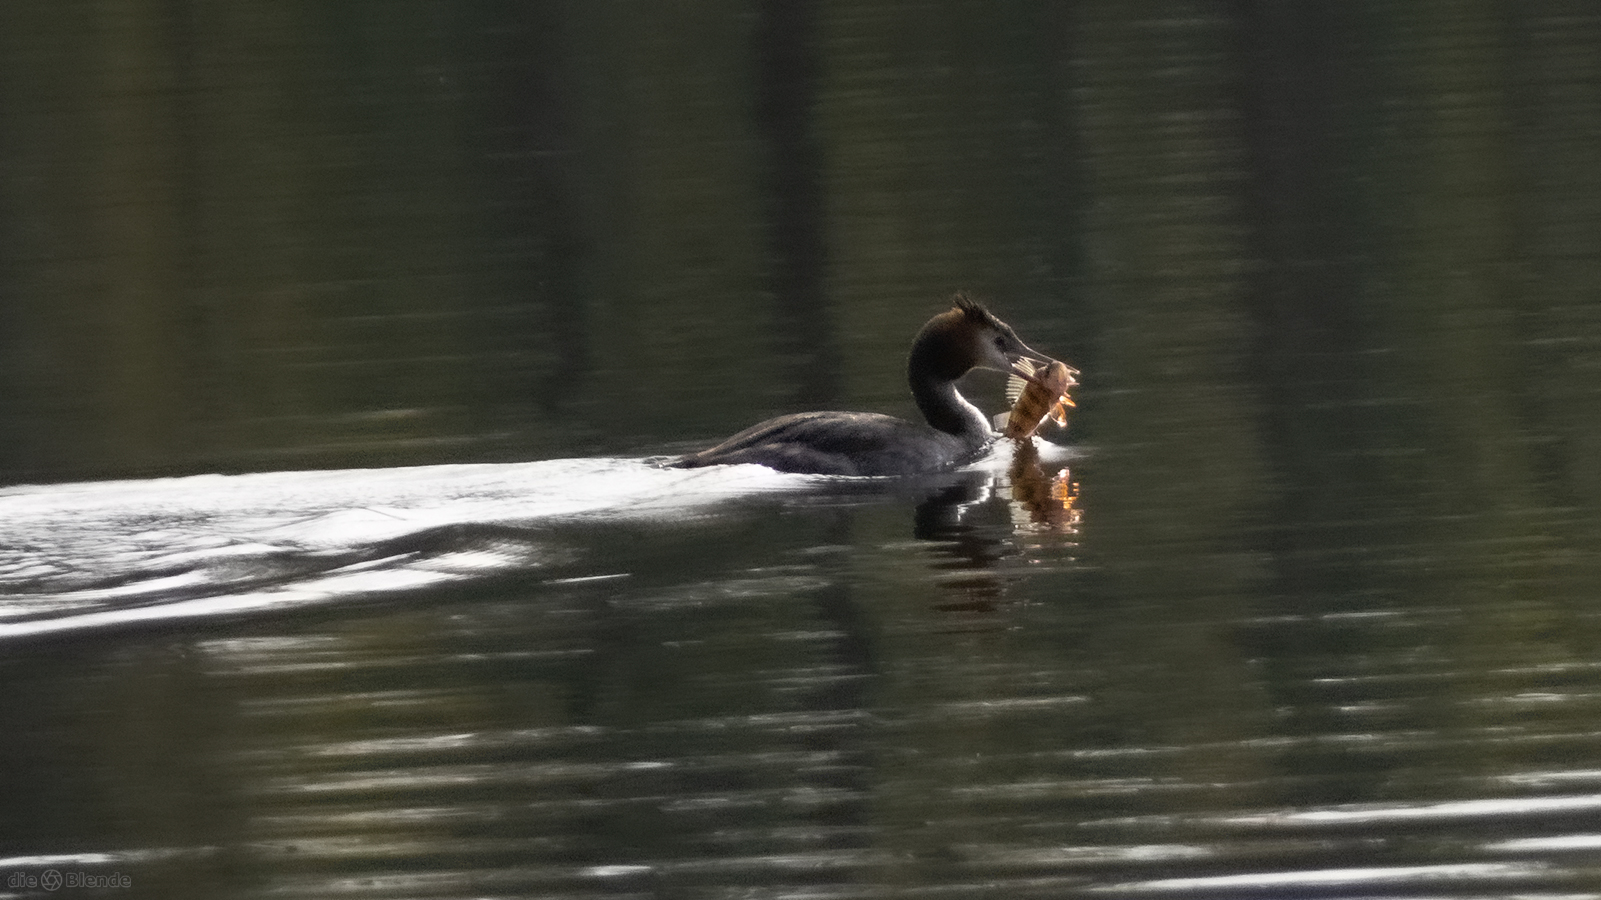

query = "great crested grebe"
[673,295,1057,476]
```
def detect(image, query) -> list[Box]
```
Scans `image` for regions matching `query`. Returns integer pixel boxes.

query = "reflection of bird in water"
[674,296,1054,475]
[909,476,1012,618]
[908,458,1080,623]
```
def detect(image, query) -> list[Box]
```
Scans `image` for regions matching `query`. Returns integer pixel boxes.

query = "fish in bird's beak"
[1003,356,1079,439]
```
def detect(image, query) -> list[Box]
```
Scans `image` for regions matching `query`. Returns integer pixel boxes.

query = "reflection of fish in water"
[1006,438,1081,532]
[1003,359,1078,441]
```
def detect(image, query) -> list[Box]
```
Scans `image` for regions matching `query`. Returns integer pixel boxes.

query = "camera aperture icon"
[40,869,62,891]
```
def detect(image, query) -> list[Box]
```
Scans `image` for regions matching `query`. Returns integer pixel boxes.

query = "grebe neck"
[906,317,992,441]
[910,370,991,441]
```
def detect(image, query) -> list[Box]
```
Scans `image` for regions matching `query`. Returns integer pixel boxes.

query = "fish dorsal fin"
[1005,373,1028,405]
[1004,358,1039,405]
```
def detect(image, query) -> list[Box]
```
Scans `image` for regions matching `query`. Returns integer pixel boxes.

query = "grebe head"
[911,293,1054,382]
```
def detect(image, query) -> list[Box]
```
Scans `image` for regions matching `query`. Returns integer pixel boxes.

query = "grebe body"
[673,296,1052,476]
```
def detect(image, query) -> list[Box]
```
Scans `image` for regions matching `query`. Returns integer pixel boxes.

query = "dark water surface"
[4,2,1601,898]
[3,434,1601,898]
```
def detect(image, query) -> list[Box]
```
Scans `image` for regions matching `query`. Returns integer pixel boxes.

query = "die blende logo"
[9,869,133,891]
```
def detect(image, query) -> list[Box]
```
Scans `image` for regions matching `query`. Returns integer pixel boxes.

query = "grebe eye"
[994,336,1007,351]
